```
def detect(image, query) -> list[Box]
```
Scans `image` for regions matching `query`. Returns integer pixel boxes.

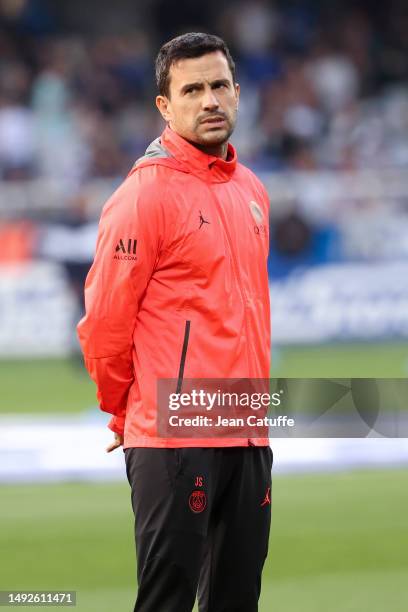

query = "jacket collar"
[160,125,237,183]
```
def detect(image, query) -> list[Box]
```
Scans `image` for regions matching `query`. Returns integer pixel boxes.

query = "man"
[77,32,273,612]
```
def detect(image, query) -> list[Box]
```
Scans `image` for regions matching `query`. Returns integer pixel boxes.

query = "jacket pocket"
[176,320,191,394]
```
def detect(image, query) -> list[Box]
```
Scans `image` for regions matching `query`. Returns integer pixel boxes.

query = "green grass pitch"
[1,342,408,415]
[1,344,407,610]
[0,469,407,612]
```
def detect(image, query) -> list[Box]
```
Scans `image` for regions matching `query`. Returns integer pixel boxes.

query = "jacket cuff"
[108,414,126,436]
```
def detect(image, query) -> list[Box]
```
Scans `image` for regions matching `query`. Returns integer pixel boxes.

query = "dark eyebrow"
[180,79,231,94]
[211,79,230,88]
[180,81,203,94]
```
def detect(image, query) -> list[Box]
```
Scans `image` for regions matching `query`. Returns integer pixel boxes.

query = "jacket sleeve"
[77,168,164,435]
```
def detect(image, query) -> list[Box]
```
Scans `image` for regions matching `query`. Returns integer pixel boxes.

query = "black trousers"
[124,446,273,612]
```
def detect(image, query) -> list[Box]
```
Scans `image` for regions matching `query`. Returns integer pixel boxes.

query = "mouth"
[200,116,227,128]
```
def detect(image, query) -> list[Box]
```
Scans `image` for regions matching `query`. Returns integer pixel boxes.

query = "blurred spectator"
[269,210,340,278]
[0,60,36,179]
[0,0,56,35]
[0,0,407,186]
[306,44,359,114]
[0,219,37,261]
[227,0,282,85]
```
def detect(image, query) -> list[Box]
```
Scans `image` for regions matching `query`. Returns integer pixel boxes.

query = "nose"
[202,87,219,111]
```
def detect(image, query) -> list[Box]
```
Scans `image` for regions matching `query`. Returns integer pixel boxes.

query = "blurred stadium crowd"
[1,0,408,184]
[1,0,408,354]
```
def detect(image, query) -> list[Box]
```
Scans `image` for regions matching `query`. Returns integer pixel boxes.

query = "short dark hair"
[155,32,236,98]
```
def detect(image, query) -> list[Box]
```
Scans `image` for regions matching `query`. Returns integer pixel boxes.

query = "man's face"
[156,51,240,149]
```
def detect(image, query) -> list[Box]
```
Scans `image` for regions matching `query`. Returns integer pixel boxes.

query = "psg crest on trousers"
[189,490,207,513]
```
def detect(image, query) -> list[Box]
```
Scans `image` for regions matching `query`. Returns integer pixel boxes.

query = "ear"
[156,95,171,122]
[235,82,240,108]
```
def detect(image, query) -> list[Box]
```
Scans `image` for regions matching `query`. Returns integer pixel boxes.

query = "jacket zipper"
[176,320,191,394]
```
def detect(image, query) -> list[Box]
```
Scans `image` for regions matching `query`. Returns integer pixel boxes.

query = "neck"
[186,138,229,160]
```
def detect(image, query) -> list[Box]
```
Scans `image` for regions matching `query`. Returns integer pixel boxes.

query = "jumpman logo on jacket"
[199,210,210,229]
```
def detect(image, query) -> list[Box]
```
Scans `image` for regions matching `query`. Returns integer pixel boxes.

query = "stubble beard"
[193,115,236,148]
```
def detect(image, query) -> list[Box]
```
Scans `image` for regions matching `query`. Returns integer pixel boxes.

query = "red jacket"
[77,126,270,448]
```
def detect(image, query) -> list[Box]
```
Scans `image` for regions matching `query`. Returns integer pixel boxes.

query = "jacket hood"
[132,126,238,184]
